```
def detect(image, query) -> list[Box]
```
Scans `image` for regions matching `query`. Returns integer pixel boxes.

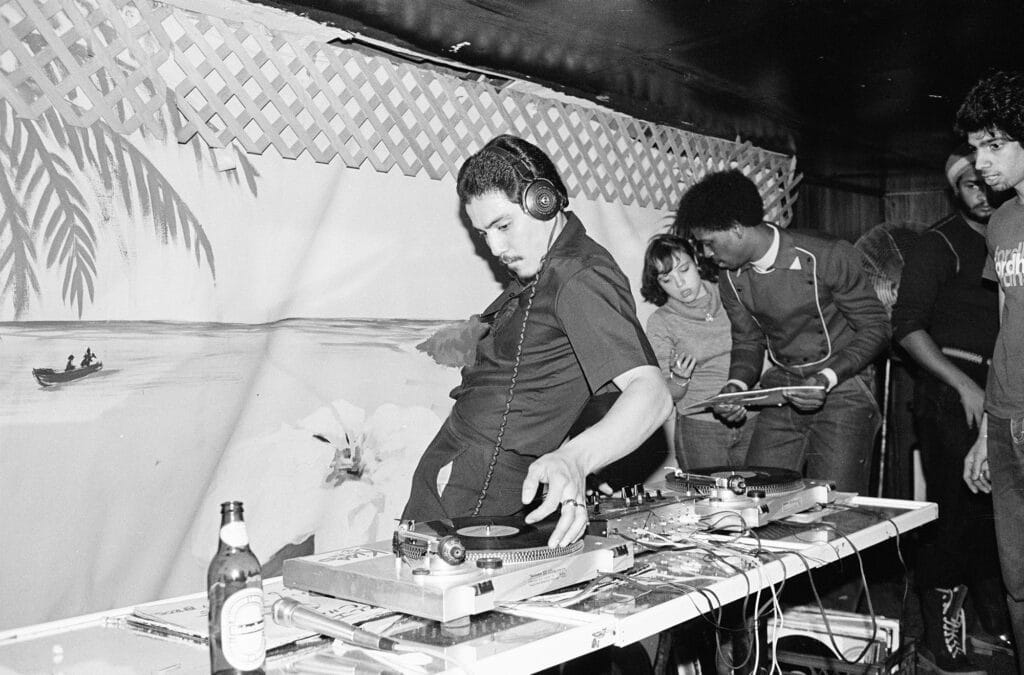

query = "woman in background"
[641,233,756,470]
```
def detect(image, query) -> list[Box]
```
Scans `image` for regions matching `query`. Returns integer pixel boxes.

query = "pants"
[745,366,879,493]
[675,412,755,471]
[987,414,1024,672]
[913,375,1001,591]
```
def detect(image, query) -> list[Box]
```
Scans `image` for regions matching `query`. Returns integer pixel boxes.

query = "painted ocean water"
[0,318,462,629]
[0,318,459,427]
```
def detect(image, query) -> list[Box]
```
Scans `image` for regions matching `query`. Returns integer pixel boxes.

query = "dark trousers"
[745,366,879,493]
[913,375,1001,591]
[988,415,1024,672]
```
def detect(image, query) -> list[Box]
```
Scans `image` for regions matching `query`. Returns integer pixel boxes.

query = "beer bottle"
[207,501,266,674]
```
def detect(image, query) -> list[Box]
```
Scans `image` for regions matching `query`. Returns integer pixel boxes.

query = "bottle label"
[220,521,249,548]
[220,587,265,670]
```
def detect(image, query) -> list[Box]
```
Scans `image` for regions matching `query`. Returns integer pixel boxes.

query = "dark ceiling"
[263,0,1023,183]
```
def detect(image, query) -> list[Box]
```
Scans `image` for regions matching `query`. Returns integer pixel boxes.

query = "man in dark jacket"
[676,170,889,494]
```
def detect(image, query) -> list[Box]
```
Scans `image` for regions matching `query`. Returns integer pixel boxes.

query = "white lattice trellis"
[0,0,801,222]
[0,0,171,136]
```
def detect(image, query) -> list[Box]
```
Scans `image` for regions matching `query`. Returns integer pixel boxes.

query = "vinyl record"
[412,515,555,551]
[693,466,803,485]
[398,514,582,565]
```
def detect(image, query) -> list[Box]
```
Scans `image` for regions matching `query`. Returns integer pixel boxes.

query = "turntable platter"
[397,515,583,563]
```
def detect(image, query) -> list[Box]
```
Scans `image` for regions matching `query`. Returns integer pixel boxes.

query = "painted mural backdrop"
[0,100,478,628]
[0,94,670,631]
[1,317,460,628]
[0,0,778,631]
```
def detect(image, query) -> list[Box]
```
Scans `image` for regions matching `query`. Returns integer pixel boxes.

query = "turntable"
[283,515,634,622]
[659,466,835,531]
[587,467,835,538]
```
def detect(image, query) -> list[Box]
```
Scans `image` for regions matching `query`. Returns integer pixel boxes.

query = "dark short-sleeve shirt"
[446,212,657,458]
[891,214,998,384]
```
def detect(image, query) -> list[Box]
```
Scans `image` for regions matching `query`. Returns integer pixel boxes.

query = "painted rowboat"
[32,362,103,387]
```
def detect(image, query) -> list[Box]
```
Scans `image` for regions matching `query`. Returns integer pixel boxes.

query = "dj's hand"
[522,452,588,548]
[784,373,829,411]
[711,383,748,423]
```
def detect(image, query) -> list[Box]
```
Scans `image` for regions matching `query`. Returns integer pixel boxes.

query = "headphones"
[488,144,567,221]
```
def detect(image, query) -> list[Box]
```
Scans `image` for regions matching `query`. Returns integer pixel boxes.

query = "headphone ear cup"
[522,179,562,221]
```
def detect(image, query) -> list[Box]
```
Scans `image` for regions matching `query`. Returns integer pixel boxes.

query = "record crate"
[772,638,917,674]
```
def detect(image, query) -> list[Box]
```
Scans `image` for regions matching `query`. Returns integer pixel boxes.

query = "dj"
[402,135,672,548]
[675,170,889,494]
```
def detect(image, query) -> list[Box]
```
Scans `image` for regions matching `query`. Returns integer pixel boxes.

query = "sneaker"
[918,586,987,674]
[968,631,1014,658]
[968,577,1015,657]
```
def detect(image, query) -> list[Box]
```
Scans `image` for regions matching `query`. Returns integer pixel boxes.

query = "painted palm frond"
[0,97,40,315]
[182,100,260,199]
[2,103,98,318]
[40,107,217,275]
[0,13,264,319]
[205,141,261,198]
[0,97,232,317]
[37,153,97,315]
[0,148,40,316]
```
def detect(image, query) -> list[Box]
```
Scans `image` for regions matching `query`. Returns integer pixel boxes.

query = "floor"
[816,539,1018,674]
[651,536,1020,674]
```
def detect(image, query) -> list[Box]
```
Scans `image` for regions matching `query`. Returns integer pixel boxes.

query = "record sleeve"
[683,385,825,411]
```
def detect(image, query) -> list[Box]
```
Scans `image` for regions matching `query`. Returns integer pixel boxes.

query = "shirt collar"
[750,223,780,274]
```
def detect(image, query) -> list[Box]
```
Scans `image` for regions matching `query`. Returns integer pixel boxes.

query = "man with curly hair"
[959,70,1024,673]
[674,170,889,495]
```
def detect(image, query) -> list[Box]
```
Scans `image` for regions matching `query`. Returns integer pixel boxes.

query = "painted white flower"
[188,400,442,571]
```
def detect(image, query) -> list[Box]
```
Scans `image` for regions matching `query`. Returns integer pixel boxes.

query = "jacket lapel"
[773,228,800,271]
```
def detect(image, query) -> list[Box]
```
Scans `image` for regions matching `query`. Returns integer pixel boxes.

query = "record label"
[456,524,520,538]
